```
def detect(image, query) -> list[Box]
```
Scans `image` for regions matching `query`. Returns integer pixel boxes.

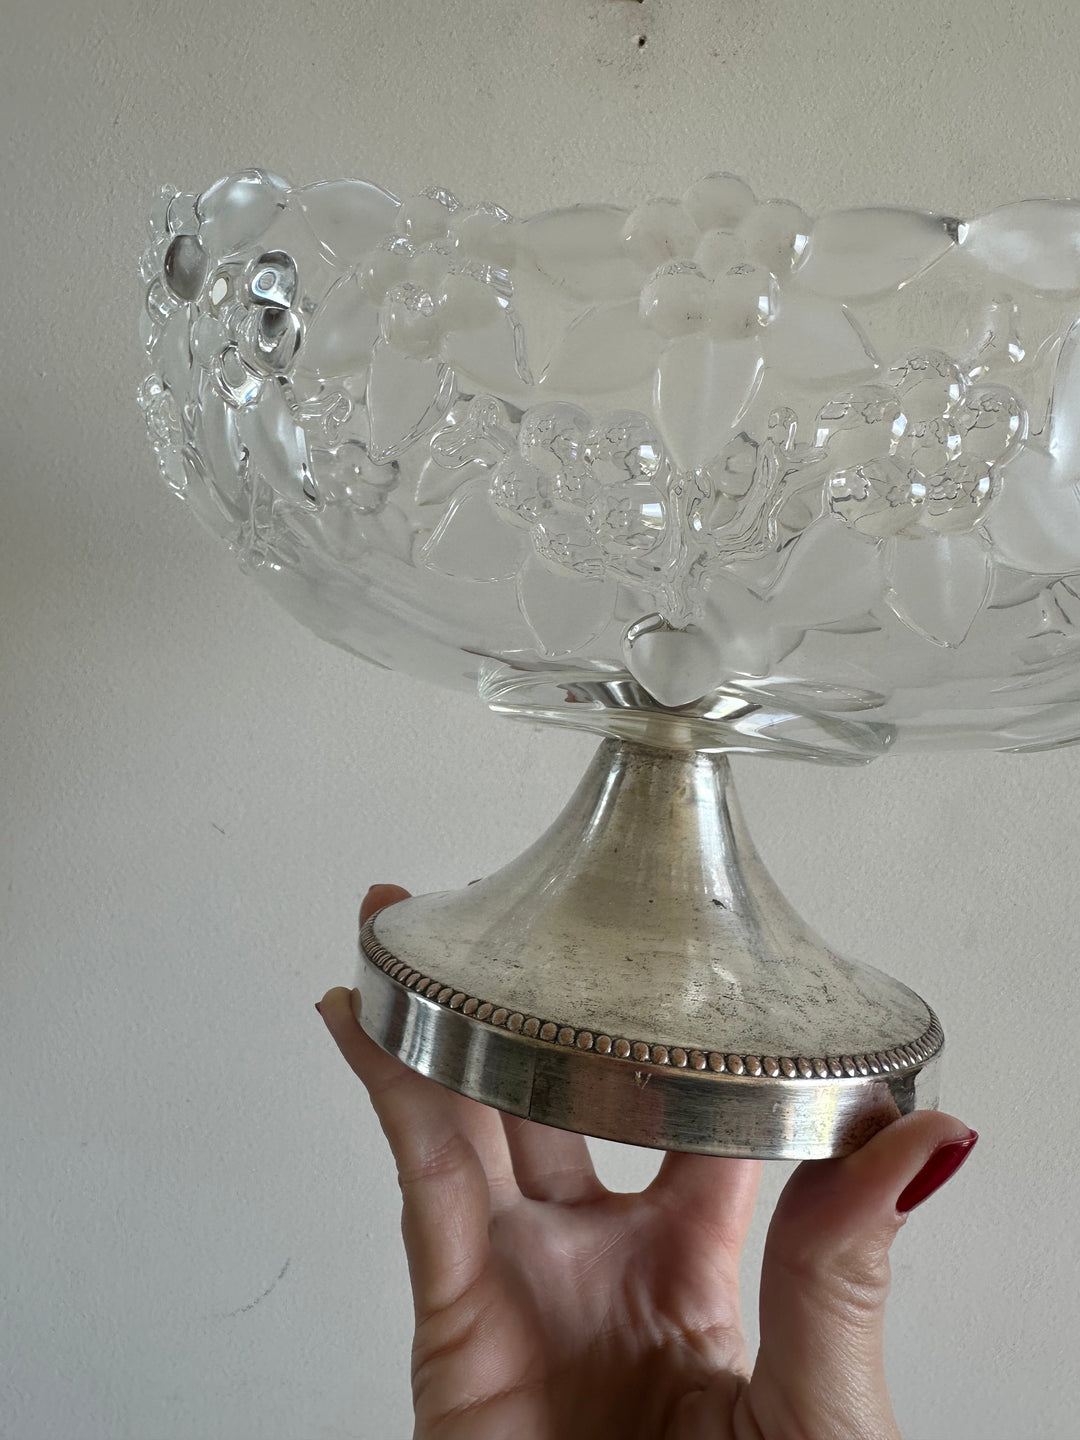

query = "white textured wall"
[3,2,1080,1435]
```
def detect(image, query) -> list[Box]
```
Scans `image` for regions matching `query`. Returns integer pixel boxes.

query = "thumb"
[747,1112,978,1440]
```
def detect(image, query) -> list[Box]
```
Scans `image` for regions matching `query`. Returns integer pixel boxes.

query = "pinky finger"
[318,986,503,1315]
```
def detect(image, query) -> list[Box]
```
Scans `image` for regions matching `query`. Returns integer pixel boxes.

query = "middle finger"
[501,1113,607,1205]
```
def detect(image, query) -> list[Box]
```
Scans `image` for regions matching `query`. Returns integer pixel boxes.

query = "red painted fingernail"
[897,1130,978,1214]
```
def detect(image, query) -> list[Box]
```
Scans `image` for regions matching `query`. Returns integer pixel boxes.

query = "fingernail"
[897,1130,979,1214]
[314,1002,323,1016]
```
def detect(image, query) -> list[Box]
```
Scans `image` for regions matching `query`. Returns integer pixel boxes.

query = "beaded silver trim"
[359,918,943,1079]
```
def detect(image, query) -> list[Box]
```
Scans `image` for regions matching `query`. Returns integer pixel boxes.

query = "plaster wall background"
[3,2,1079,1435]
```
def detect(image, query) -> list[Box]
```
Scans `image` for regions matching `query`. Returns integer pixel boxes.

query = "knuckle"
[395,1130,475,1191]
[771,1228,894,1311]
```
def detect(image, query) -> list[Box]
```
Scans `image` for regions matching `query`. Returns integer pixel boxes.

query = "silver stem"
[356,739,942,1157]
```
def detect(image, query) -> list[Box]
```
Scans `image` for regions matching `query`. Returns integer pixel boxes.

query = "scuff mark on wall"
[221,1257,292,1318]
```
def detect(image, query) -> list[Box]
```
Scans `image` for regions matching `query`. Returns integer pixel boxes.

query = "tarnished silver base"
[354,739,943,1159]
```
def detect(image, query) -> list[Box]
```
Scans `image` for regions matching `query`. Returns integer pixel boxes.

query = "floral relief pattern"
[139,170,1080,750]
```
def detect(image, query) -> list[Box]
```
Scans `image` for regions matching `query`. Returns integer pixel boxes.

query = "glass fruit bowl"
[140,170,1080,1156]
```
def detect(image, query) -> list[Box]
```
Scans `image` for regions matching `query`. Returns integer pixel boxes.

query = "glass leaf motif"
[233,467,301,573]
[962,201,1080,294]
[765,291,878,381]
[519,204,640,303]
[440,306,533,397]
[797,207,958,298]
[196,170,290,258]
[234,381,311,506]
[419,481,528,581]
[701,572,793,678]
[177,446,239,542]
[986,318,1080,574]
[654,334,763,470]
[769,517,883,629]
[517,551,617,657]
[1026,317,1080,475]
[297,180,401,267]
[987,446,1080,575]
[152,306,196,396]
[884,529,991,648]
[361,500,414,564]
[302,496,414,568]
[166,191,200,237]
[540,301,662,397]
[300,273,379,380]
[194,383,246,512]
[415,455,485,508]
[365,339,455,462]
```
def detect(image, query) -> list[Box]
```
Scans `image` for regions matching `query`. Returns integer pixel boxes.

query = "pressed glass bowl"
[140,169,1080,763]
[140,171,1080,1154]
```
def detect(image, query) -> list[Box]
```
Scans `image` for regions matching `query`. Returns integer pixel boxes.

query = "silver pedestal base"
[354,740,943,1159]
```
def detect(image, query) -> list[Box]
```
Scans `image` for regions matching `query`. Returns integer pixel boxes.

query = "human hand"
[319,884,977,1440]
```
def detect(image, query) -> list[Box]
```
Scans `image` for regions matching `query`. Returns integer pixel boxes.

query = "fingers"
[500,1114,606,1204]
[359,883,411,926]
[324,875,526,1319]
[351,884,519,1204]
[319,986,520,1312]
[747,1111,978,1440]
[645,1153,762,1260]
[356,881,604,1209]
